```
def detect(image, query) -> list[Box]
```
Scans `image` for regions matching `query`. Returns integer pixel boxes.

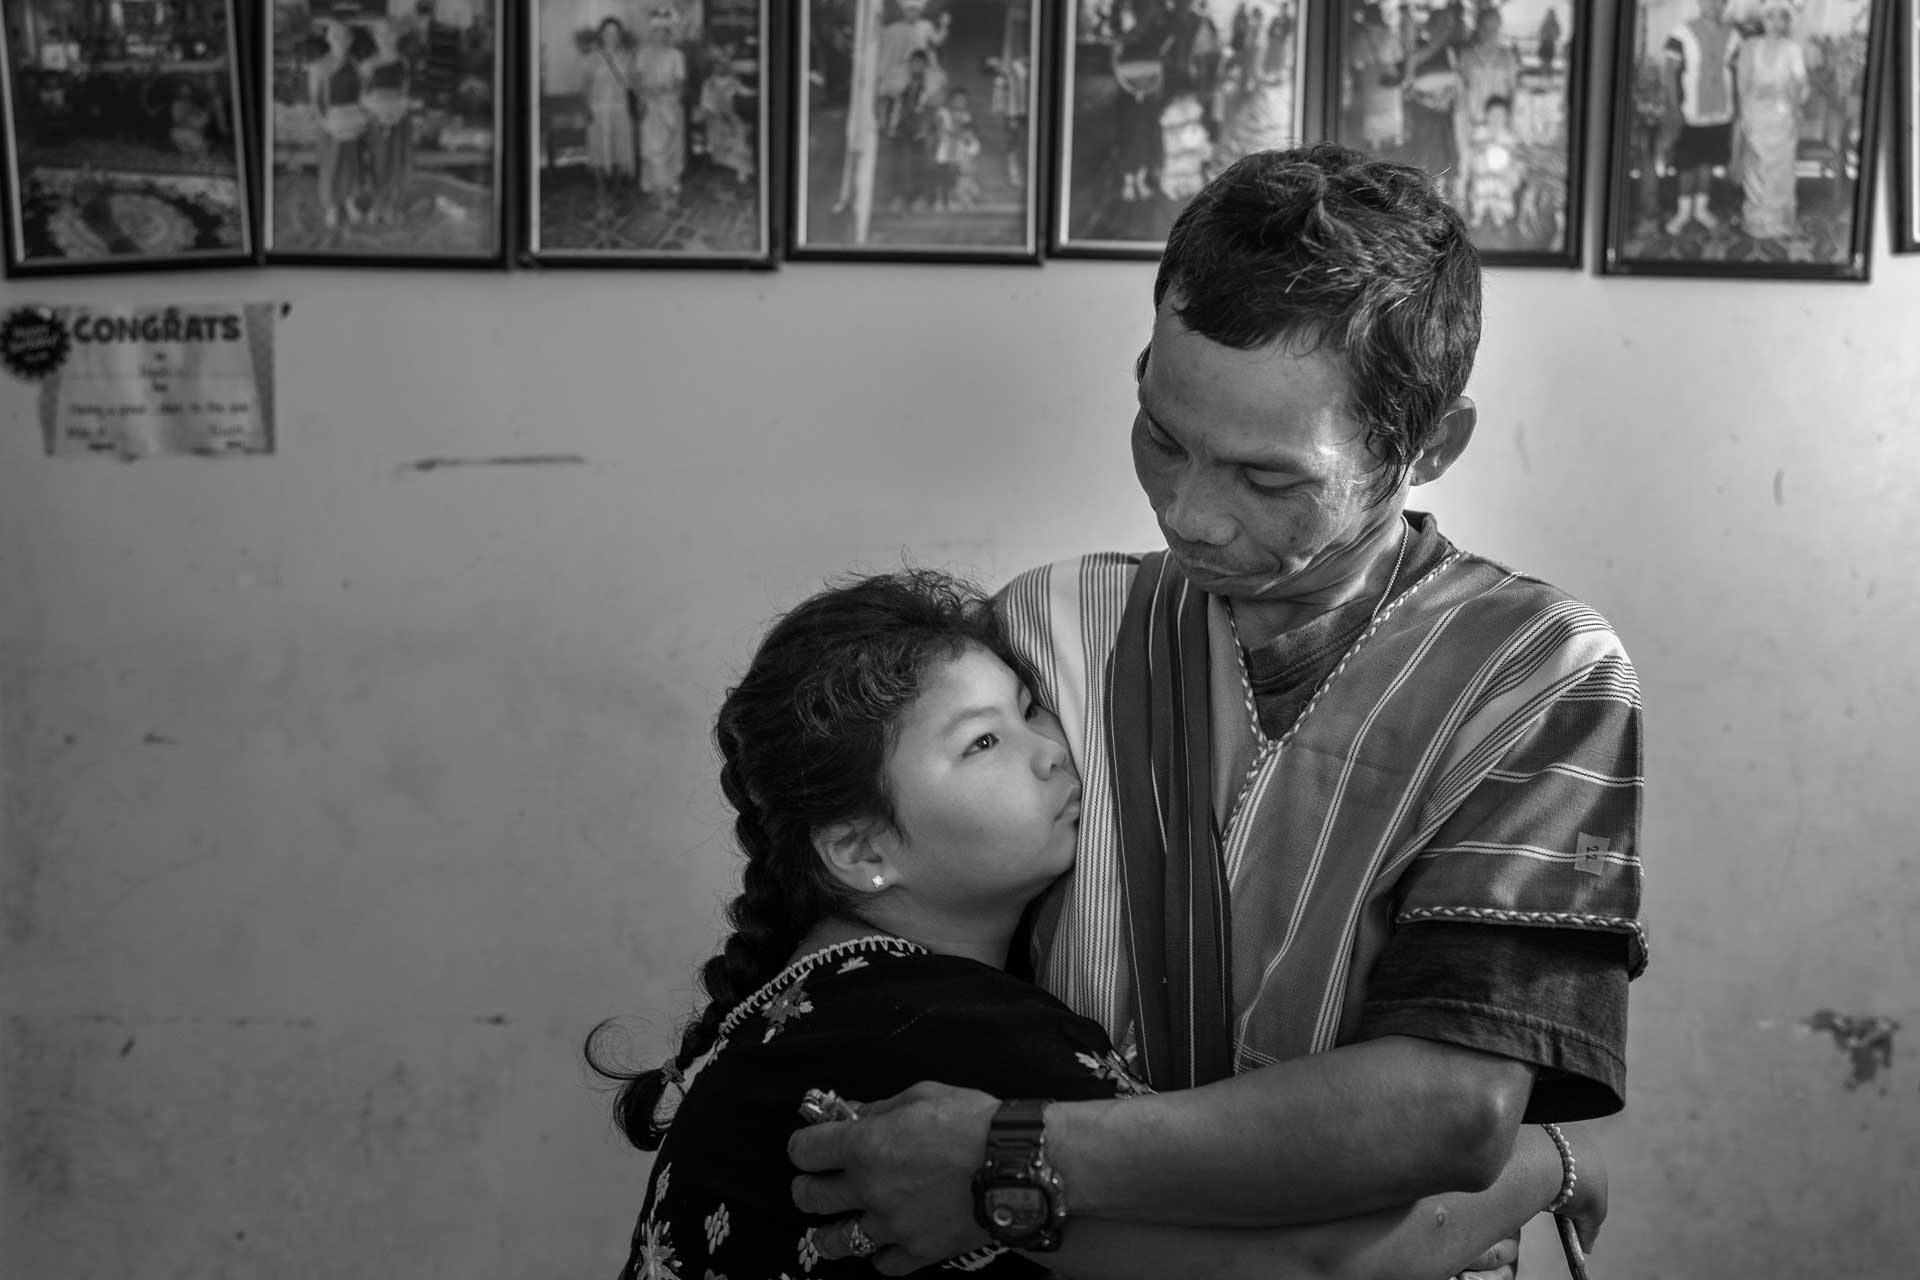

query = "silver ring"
[846,1220,878,1258]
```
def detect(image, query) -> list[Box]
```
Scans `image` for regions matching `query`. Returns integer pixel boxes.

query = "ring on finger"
[846,1219,878,1258]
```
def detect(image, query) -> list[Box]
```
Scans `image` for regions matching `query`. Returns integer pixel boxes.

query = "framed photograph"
[1895,0,1918,251]
[1052,0,1308,258]
[0,0,254,276]
[1602,0,1890,278]
[525,0,774,266]
[1324,0,1586,267]
[790,0,1044,263]
[263,0,506,266]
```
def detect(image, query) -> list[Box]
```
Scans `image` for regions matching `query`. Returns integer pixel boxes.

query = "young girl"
[591,570,1603,1279]
[310,19,369,232]
[1467,94,1525,229]
[694,46,754,185]
[359,19,412,227]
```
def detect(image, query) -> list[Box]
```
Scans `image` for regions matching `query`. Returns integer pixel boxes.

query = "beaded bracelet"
[1541,1122,1578,1214]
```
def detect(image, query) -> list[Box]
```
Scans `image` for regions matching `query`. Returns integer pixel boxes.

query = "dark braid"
[585,568,1018,1150]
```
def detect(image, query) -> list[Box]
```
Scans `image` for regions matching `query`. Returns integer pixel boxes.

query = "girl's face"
[1763,6,1792,34]
[599,21,622,49]
[879,646,1080,913]
[325,22,351,56]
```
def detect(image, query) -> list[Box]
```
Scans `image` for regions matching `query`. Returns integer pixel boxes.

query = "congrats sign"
[3,303,277,458]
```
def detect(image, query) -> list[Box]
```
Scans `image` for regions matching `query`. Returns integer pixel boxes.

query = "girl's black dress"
[616,936,1148,1279]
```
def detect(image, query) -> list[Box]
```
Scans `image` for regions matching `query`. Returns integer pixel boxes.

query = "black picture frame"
[1323,0,1587,267]
[788,0,1046,264]
[1602,0,1890,279]
[1895,0,1918,250]
[1051,0,1310,259]
[262,0,508,267]
[0,0,256,277]
[523,0,777,268]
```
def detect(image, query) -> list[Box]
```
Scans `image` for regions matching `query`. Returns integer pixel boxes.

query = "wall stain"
[141,732,178,746]
[477,1014,508,1026]
[401,454,587,473]
[1805,1009,1900,1090]
[119,1036,135,1057]
[1773,470,1786,505]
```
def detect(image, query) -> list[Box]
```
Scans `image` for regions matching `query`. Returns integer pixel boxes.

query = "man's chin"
[1166,554,1283,600]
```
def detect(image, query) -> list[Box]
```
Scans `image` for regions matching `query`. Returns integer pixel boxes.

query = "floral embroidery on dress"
[652,1162,673,1211]
[634,1219,683,1280]
[1076,1050,1153,1096]
[704,1203,731,1253]
[837,955,869,974]
[797,1226,823,1272]
[941,1245,1009,1270]
[763,982,815,1044]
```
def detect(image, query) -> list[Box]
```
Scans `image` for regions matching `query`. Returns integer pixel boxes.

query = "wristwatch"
[970,1098,1067,1251]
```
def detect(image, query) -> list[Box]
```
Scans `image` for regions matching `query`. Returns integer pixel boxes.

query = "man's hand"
[788,1081,1001,1276]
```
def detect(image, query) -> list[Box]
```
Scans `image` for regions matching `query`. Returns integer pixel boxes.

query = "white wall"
[4,204,1920,1278]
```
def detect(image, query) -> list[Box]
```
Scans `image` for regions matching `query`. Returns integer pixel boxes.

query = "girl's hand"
[1453,1231,1518,1280]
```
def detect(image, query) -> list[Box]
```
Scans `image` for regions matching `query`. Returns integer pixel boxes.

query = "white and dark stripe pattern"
[998,549,1646,1085]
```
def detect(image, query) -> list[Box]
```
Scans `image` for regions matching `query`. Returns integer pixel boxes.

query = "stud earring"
[870,874,886,890]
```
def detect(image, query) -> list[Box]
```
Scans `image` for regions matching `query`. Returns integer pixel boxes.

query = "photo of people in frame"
[1328,0,1583,264]
[1055,0,1306,257]
[529,0,769,263]
[1607,0,1886,275]
[265,0,502,263]
[793,0,1041,261]
[0,0,251,274]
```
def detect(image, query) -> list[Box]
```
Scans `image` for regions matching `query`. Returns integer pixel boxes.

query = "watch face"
[986,1186,1049,1231]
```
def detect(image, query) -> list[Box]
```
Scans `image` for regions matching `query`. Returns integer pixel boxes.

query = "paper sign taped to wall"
[2,303,277,458]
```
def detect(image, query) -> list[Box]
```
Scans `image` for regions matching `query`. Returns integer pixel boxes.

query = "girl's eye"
[1244,471,1294,494]
[964,733,999,756]
[1141,417,1183,455]
[1023,700,1042,720]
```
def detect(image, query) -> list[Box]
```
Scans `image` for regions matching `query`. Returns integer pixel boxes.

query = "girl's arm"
[1039,1123,1596,1280]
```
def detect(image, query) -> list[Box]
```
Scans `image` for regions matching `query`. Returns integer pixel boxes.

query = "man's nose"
[1161,471,1236,547]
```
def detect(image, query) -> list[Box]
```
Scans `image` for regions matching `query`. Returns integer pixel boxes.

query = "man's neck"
[1226,516,1409,650]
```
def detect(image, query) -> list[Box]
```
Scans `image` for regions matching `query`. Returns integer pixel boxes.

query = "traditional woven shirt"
[996,525,1645,1093]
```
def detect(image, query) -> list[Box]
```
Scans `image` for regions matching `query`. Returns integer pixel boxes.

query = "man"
[1661,0,1741,236]
[791,144,1643,1276]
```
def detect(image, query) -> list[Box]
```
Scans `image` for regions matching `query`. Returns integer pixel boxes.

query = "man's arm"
[791,1072,1601,1279]
[789,1036,1535,1262]
[1056,1035,1535,1223]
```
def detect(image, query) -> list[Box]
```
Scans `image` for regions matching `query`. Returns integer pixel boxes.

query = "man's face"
[1698,0,1728,21]
[1130,302,1408,606]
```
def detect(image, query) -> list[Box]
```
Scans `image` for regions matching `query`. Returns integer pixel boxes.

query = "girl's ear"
[812,817,898,893]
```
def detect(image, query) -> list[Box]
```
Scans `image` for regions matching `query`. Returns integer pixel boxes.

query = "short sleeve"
[1395,649,1646,976]
[1356,922,1630,1121]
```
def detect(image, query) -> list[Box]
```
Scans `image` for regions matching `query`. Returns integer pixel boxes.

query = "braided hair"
[585,568,1020,1149]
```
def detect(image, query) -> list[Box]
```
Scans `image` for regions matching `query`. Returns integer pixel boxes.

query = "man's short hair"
[1153,144,1482,496]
